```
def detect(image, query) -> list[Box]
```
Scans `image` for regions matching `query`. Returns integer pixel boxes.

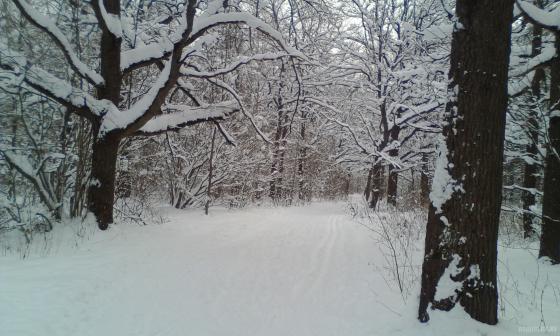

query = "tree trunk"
[370,163,383,209]
[387,125,400,206]
[297,119,307,201]
[539,32,560,264]
[387,168,398,206]
[364,167,373,201]
[418,0,513,325]
[523,22,545,238]
[88,134,121,230]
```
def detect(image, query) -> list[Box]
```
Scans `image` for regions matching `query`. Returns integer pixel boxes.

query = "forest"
[0,0,559,335]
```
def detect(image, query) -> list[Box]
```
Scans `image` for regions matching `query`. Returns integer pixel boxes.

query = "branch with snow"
[0,44,117,121]
[134,101,238,136]
[516,1,560,31]
[1,150,60,213]
[11,0,104,86]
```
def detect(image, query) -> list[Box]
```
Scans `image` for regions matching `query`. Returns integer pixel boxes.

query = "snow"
[1,201,559,336]
[101,60,173,134]
[97,0,123,38]
[121,39,174,71]
[516,1,560,30]
[191,12,304,59]
[429,135,462,213]
[434,254,463,302]
[13,0,104,86]
[0,42,118,118]
[182,52,293,78]
[139,102,238,134]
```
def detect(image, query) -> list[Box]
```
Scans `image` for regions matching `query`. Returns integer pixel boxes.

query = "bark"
[418,0,513,325]
[297,119,307,201]
[88,133,121,230]
[369,163,383,209]
[88,0,122,230]
[387,121,401,207]
[523,22,545,238]
[539,32,560,264]
[387,169,398,206]
[364,167,374,201]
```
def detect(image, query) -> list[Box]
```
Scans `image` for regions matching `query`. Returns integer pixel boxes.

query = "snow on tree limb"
[134,101,238,136]
[509,71,535,97]
[1,150,60,213]
[11,0,104,86]
[510,43,556,78]
[100,58,173,134]
[203,76,271,143]
[516,1,560,31]
[96,0,123,38]
[190,12,305,59]
[121,10,303,73]
[182,52,293,78]
[0,44,117,121]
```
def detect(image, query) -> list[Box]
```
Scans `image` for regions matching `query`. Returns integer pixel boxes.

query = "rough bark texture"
[369,163,383,209]
[387,122,400,207]
[386,169,398,206]
[297,119,307,201]
[87,0,123,230]
[364,167,373,201]
[418,0,513,325]
[88,134,121,230]
[539,32,560,264]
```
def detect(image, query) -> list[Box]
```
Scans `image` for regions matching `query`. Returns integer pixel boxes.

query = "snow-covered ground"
[1,201,559,336]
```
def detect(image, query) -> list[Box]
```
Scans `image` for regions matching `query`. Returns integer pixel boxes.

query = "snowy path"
[1,202,559,336]
[0,203,385,336]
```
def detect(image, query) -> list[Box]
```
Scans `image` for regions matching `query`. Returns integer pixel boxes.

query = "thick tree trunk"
[539,32,560,264]
[523,23,545,238]
[418,0,513,325]
[387,168,398,206]
[88,0,122,230]
[364,167,373,201]
[297,120,307,201]
[88,134,121,230]
[369,163,383,209]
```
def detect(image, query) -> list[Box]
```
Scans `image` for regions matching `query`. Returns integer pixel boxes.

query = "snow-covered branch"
[11,0,104,87]
[516,1,560,31]
[0,44,117,121]
[134,101,238,136]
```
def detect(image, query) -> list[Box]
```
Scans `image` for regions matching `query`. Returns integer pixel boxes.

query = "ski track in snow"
[0,201,559,336]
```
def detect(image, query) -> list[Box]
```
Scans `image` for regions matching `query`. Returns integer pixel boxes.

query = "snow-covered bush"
[348,196,426,301]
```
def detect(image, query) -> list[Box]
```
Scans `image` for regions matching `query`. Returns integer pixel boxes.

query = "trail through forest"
[1,202,558,336]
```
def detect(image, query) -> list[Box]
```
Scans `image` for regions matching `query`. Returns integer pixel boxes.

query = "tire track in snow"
[297,213,343,296]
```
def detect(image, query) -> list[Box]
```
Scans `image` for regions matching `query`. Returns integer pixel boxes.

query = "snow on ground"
[1,201,559,336]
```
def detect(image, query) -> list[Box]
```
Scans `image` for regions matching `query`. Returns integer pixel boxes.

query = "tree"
[1,0,300,229]
[418,0,514,325]
[321,0,447,209]
[516,0,560,263]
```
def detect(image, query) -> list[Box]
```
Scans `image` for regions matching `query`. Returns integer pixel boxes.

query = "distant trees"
[320,0,448,209]
[418,0,514,325]
[515,0,560,264]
